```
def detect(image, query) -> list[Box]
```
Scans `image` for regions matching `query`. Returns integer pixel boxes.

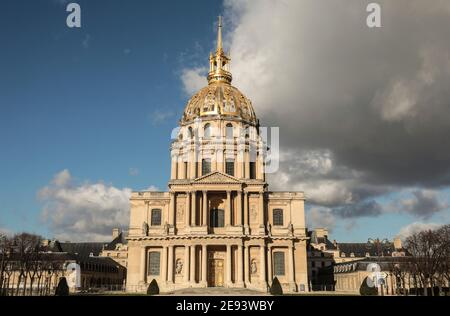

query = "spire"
[207,16,232,85]
[217,16,223,53]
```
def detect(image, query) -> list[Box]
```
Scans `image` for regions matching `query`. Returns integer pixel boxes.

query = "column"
[237,244,244,286]
[184,246,190,283]
[202,191,208,226]
[288,244,295,285]
[243,192,248,227]
[237,150,244,178]
[236,191,242,226]
[169,192,175,226]
[171,154,177,179]
[259,245,267,286]
[140,247,146,283]
[168,245,174,283]
[191,191,196,226]
[162,246,168,282]
[190,149,196,179]
[259,192,265,228]
[244,245,250,285]
[257,152,264,180]
[267,246,272,284]
[245,150,250,178]
[226,244,232,286]
[225,191,231,226]
[185,192,191,227]
[217,149,224,173]
[190,245,196,283]
[180,156,186,179]
[201,245,207,285]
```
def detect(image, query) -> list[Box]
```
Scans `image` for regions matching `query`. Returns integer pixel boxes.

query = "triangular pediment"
[194,171,241,184]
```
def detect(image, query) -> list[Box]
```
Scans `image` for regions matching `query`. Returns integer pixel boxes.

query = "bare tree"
[404,225,450,296]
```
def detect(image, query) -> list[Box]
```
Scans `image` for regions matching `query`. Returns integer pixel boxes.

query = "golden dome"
[181,17,258,125]
[182,82,257,124]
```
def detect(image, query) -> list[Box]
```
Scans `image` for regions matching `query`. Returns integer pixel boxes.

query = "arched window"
[204,123,211,139]
[151,209,162,226]
[226,123,233,139]
[202,159,211,175]
[273,252,285,276]
[188,127,193,139]
[148,252,161,276]
[273,209,283,226]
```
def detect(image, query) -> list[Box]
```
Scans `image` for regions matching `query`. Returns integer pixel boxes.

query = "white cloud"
[146,185,159,191]
[180,67,208,96]
[307,207,336,231]
[38,170,132,242]
[0,227,13,237]
[149,110,175,125]
[398,222,443,240]
[385,189,449,219]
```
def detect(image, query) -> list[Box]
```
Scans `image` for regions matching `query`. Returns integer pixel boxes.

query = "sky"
[1,0,450,242]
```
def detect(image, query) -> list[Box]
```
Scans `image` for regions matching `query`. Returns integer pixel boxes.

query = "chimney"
[315,228,329,239]
[394,237,402,250]
[112,228,121,239]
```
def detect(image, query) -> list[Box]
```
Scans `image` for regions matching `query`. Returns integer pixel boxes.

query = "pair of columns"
[169,190,264,228]
[139,242,296,289]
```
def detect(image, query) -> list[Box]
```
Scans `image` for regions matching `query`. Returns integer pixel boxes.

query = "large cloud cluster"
[39,170,132,241]
[182,0,450,230]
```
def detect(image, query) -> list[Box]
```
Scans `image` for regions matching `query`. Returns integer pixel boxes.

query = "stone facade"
[125,17,309,294]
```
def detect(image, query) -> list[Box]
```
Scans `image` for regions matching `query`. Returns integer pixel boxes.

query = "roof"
[103,232,127,251]
[53,242,106,259]
[45,232,128,258]
[332,256,414,274]
[308,230,337,250]
[336,242,397,257]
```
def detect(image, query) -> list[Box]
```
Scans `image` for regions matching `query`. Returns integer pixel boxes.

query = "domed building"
[126,17,309,294]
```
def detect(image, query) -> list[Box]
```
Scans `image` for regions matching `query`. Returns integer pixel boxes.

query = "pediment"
[193,171,241,184]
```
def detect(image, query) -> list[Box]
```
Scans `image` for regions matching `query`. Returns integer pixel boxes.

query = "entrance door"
[208,259,224,287]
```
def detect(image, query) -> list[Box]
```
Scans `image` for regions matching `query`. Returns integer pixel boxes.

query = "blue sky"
[0,0,223,237]
[1,0,449,242]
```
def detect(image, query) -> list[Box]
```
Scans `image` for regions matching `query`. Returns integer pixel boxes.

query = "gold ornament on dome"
[180,16,257,125]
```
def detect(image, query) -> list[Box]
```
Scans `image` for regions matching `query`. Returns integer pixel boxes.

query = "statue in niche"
[176,259,183,274]
[142,221,149,236]
[266,220,272,236]
[288,221,294,236]
[163,222,169,235]
[251,259,257,274]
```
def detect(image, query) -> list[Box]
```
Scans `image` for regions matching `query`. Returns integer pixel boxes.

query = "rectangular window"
[148,252,161,276]
[273,252,285,276]
[210,209,225,227]
[226,159,235,176]
[273,209,283,226]
[184,162,188,178]
[202,159,211,175]
[151,209,162,226]
[249,162,256,179]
